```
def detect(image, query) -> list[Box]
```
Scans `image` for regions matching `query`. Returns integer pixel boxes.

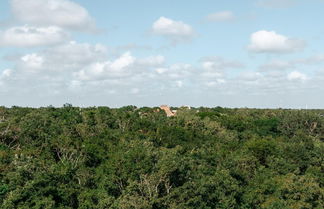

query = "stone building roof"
[160,105,176,117]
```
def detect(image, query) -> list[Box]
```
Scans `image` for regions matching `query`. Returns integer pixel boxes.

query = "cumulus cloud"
[197,57,244,88]
[226,69,311,98]
[287,71,308,81]
[206,11,235,22]
[0,69,14,91]
[9,42,165,85]
[4,41,106,78]
[152,63,194,90]
[0,43,162,102]
[0,25,69,47]
[0,39,320,108]
[20,53,44,72]
[74,52,136,81]
[10,0,96,31]
[248,30,305,53]
[0,69,12,81]
[152,17,195,42]
[42,41,107,71]
[80,54,165,86]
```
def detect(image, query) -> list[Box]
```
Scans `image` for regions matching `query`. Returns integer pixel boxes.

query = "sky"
[1,0,324,108]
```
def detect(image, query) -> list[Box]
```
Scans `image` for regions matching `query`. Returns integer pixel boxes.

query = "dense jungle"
[0,105,323,208]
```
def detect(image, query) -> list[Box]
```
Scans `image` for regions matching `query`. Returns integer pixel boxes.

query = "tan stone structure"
[160,105,176,117]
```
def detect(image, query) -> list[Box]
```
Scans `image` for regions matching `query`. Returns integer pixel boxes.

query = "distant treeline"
[0,105,323,208]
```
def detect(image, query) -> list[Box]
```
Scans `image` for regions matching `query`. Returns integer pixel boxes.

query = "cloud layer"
[1,40,316,106]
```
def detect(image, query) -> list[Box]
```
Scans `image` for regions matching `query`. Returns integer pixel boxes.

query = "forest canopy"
[0,105,323,208]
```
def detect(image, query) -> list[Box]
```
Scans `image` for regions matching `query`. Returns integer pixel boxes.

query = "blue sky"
[0,0,324,108]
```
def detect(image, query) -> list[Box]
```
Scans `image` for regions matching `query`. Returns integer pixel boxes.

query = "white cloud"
[0,25,69,47]
[74,52,149,81]
[152,17,195,42]
[248,30,305,53]
[10,0,96,31]
[1,38,321,108]
[9,42,164,89]
[198,57,244,88]
[4,42,106,78]
[152,63,194,90]
[0,69,13,90]
[206,11,235,22]
[2,44,149,100]
[42,41,107,71]
[20,53,44,72]
[110,52,135,71]
[2,69,12,77]
[162,63,193,79]
[287,71,308,81]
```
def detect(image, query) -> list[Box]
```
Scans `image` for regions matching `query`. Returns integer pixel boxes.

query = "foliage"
[0,106,323,208]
